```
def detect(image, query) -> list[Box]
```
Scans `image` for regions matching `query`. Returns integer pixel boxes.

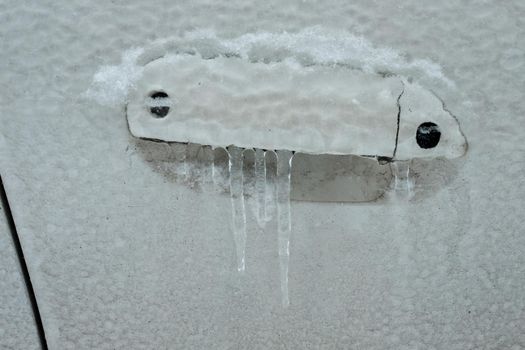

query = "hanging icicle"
[228,146,247,272]
[276,150,294,307]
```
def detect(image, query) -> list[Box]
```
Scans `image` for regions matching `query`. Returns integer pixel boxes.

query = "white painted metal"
[0,198,40,349]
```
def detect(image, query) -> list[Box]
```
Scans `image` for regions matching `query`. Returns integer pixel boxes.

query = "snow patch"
[84,48,144,106]
[208,27,454,87]
[85,27,454,107]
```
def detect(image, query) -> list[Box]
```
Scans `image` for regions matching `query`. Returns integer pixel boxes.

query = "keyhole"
[416,122,441,149]
[149,91,170,118]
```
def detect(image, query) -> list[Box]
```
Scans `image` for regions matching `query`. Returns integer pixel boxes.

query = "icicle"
[211,146,218,187]
[392,161,414,199]
[264,151,277,222]
[200,146,215,192]
[212,148,229,191]
[186,143,201,187]
[228,146,247,272]
[254,149,267,227]
[173,142,188,180]
[276,150,294,307]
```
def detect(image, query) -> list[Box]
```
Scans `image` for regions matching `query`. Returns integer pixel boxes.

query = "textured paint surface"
[0,1,524,349]
[0,196,41,349]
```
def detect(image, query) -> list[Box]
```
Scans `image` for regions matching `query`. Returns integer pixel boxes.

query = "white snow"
[85,27,454,108]
[187,27,454,87]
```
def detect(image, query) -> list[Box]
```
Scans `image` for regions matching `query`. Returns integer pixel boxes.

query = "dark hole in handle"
[416,122,441,149]
[150,91,170,118]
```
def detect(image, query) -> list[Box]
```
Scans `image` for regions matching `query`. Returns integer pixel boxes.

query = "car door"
[1,1,524,349]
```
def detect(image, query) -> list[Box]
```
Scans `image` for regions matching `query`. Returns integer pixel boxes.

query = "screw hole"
[416,122,441,149]
[148,91,170,118]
